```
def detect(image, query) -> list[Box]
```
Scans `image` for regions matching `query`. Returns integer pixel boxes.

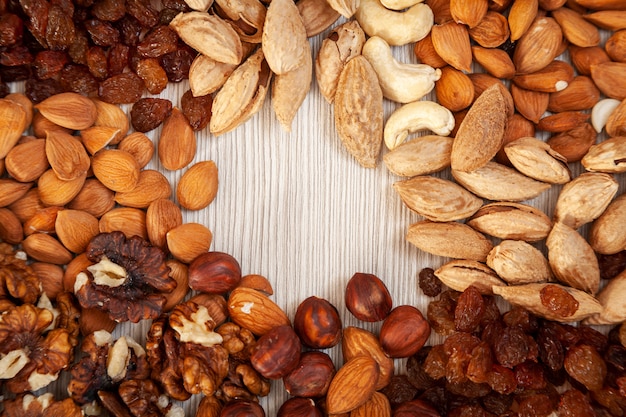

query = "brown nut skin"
[345,272,393,322]
[278,397,323,417]
[294,296,342,349]
[188,251,241,294]
[250,324,302,380]
[393,399,440,417]
[283,351,336,398]
[380,305,431,358]
[220,400,265,417]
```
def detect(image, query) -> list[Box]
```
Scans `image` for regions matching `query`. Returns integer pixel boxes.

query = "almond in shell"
[588,193,626,255]
[434,260,506,294]
[467,202,552,242]
[581,136,626,173]
[262,0,308,74]
[382,135,452,177]
[486,240,552,285]
[584,270,626,326]
[504,136,571,184]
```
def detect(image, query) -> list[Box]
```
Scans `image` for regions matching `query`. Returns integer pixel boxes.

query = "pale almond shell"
[434,260,506,294]
[467,202,552,242]
[581,136,626,173]
[486,240,552,285]
[588,193,626,255]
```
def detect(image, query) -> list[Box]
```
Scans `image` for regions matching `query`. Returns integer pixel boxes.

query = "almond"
[449,0,488,28]
[382,135,453,177]
[504,136,571,184]
[435,66,475,111]
[513,60,575,93]
[146,198,183,250]
[158,107,196,170]
[341,327,394,390]
[351,392,391,417]
[468,11,510,48]
[68,178,116,218]
[569,45,611,76]
[35,92,98,130]
[0,178,33,207]
[177,161,219,211]
[472,45,516,79]
[605,98,626,137]
[114,170,172,208]
[239,274,274,295]
[434,260,505,294]
[166,222,213,264]
[4,93,33,127]
[91,149,141,193]
[92,98,129,145]
[413,34,447,68]
[99,207,148,240]
[589,194,626,255]
[428,0,453,24]
[5,138,49,182]
[38,170,87,207]
[9,189,46,223]
[55,209,100,253]
[467,202,552,242]
[547,75,601,112]
[574,0,626,10]
[591,62,626,100]
[24,206,63,236]
[117,132,154,169]
[536,111,590,132]
[0,207,23,244]
[496,113,536,165]
[227,286,291,336]
[31,111,72,138]
[45,130,91,181]
[605,30,626,63]
[31,262,64,300]
[80,126,120,155]
[546,123,597,162]
[451,83,508,172]
[22,233,73,265]
[552,6,600,47]
[163,260,190,312]
[508,0,538,42]
[0,98,28,159]
[513,16,563,74]
[510,84,549,123]
[326,355,379,415]
[584,10,626,31]
[487,239,552,285]
[431,21,473,72]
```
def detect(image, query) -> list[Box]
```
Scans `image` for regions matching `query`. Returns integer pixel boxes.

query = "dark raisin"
[481,391,513,415]
[32,50,67,79]
[107,43,129,76]
[481,320,504,349]
[160,46,194,82]
[514,361,546,391]
[126,0,159,28]
[564,344,607,392]
[0,80,10,98]
[86,46,108,79]
[597,250,626,280]
[542,321,580,349]
[59,63,99,95]
[494,326,532,368]
[486,364,517,394]
[466,341,493,384]
[427,290,458,336]
[25,76,64,103]
[0,64,31,82]
[503,307,538,334]
[381,375,419,408]
[116,14,142,46]
[591,386,626,416]
[419,267,442,297]
[99,72,144,103]
[130,98,172,132]
[19,0,49,48]
[84,19,120,46]
[518,394,555,417]
[134,58,168,94]
[537,324,565,372]
[407,348,438,391]
[136,25,179,58]
[578,325,608,354]
[180,89,212,131]
[446,379,492,399]
[558,390,596,417]
[0,13,24,47]
[158,7,181,25]
[605,344,626,372]
[539,284,579,319]
[91,0,126,21]
[1,45,33,66]
[161,0,191,11]
[455,285,485,333]
[45,4,75,50]
[68,27,89,64]
[50,0,74,15]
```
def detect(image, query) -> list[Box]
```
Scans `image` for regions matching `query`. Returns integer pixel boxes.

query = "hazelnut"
[250,325,302,379]
[220,400,265,417]
[294,296,342,349]
[345,273,393,322]
[379,305,431,358]
[278,397,323,417]
[283,351,336,398]
[188,251,241,294]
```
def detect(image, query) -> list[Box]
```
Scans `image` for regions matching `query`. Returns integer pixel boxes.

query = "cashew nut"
[384,101,455,150]
[591,98,621,133]
[362,36,441,103]
[355,0,433,46]
[380,0,423,10]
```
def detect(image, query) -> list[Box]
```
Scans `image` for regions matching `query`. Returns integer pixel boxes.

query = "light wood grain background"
[12,18,624,417]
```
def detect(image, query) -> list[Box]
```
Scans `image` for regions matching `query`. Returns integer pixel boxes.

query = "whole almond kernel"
[4,93,33,127]
[158,107,196,171]
[471,45,516,79]
[513,60,575,93]
[468,11,510,48]
[351,392,391,417]
[228,286,291,336]
[99,207,148,240]
[449,0,488,28]
[513,16,563,74]
[45,130,91,181]
[177,161,218,211]
[431,21,473,72]
[166,222,213,264]
[427,0,453,24]
[569,45,611,76]
[91,149,140,193]
[413,34,448,68]
[538,0,566,10]
[22,233,73,265]
[552,6,600,47]
[590,62,626,100]
[536,111,590,133]
[31,111,72,138]
[63,252,92,292]
[35,92,98,130]
[0,178,33,207]
[547,75,601,112]
[24,206,63,236]
[546,123,597,162]
[68,179,116,218]
[79,307,117,336]
[239,274,274,295]
[584,10,626,31]
[510,84,549,123]
[146,198,183,250]
[605,98,626,137]
[0,207,23,244]
[8,189,45,223]
[574,0,626,10]
[342,326,394,390]
[508,0,538,42]
[31,262,64,300]
[55,209,100,254]
[606,30,626,63]
[92,98,129,145]
[326,355,379,415]
[163,260,190,312]
[114,169,172,209]
[80,126,120,155]
[117,132,154,169]
[5,138,49,182]
[0,98,28,159]
[435,66,474,112]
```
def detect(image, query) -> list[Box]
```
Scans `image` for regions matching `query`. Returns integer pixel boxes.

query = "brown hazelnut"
[393,399,440,417]
[188,251,241,294]
[278,397,323,417]
[294,296,342,349]
[379,305,431,358]
[250,325,302,379]
[220,400,265,417]
[283,351,336,398]
[345,272,393,322]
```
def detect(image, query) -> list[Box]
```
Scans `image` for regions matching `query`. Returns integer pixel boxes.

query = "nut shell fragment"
[435,260,506,294]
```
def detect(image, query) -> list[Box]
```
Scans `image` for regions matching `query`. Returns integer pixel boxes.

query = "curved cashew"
[362,36,440,104]
[355,0,433,46]
[384,101,455,150]
[380,0,423,10]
